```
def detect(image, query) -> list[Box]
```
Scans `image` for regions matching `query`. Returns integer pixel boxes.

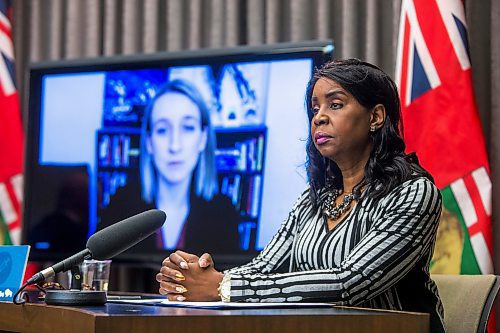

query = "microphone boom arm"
[26,249,92,285]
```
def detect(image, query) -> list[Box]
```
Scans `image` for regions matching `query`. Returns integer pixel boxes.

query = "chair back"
[431,274,500,333]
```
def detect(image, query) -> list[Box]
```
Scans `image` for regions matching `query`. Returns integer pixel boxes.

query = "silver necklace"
[323,189,355,220]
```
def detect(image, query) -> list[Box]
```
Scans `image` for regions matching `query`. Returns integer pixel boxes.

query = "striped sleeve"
[229,178,442,304]
[225,188,310,276]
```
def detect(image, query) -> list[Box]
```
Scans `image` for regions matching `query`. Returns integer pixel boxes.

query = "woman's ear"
[370,104,386,131]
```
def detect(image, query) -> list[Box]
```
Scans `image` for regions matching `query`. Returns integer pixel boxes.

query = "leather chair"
[431,274,500,333]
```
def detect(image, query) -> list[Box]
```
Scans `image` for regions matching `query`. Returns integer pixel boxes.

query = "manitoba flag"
[396,0,493,275]
[0,0,24,245]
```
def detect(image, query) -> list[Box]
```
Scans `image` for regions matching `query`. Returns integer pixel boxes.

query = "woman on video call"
[156,60,445,333]
[101,79,240,253]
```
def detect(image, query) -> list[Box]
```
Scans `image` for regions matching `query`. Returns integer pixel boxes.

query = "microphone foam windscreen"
[87,209,166,260]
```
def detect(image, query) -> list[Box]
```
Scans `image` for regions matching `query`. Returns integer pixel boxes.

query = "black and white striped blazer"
[227,176,445,333]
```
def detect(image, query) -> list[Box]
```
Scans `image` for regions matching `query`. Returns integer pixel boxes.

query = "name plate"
[0,245,30,301]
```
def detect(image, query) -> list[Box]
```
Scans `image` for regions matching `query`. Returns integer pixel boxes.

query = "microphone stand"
[42,264,107,306]
[70,264,83,290]
[13,262,107,306]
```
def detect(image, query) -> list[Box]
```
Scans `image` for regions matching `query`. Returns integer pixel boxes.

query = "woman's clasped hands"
[156,250,224,301]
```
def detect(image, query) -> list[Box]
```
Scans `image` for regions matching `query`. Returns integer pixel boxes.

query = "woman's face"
[310,78,372,163]
[147,92,207,185]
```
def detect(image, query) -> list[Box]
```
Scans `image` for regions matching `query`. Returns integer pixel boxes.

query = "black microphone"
[26,209,166,285]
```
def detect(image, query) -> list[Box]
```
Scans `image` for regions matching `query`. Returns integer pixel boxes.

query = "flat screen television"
[23,41,333,266]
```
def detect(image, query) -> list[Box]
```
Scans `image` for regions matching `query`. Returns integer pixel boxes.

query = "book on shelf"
[232,175,241,208]
[215,135,265,173]
[238,221,256,250]
[250,175,262,218]
[99,171,127,208]
[98,132,140,168]
[256,134,264,171]
[219,174,262,219]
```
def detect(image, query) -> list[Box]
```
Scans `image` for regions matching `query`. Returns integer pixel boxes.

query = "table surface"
[0,300,430,333]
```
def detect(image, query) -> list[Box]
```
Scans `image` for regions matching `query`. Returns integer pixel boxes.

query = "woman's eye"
[182,124,196,132]
[154,126,168,135]
[312,107,320,114]
[329,103,342,110]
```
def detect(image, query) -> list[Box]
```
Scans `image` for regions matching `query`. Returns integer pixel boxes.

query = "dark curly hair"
[305,59,433,206]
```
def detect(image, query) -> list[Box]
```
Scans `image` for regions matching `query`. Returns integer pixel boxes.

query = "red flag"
[0,0,24,245]
[395,0,493,276]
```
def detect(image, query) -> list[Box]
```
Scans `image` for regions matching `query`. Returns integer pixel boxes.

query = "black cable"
[13,283,29,305]
[13,282,48,305]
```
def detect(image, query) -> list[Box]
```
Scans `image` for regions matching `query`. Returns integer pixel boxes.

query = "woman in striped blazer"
[156,59,445,333]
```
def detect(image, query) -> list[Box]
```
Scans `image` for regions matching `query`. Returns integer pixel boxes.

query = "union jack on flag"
[0,0,24,245]
[395,0,493,275]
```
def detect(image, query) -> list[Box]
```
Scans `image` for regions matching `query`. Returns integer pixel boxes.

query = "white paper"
[108,298,333,309]
[107,298,166,304]
[159,300,333,309]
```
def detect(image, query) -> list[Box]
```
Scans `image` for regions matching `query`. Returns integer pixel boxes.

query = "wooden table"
[0,301,429,333]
